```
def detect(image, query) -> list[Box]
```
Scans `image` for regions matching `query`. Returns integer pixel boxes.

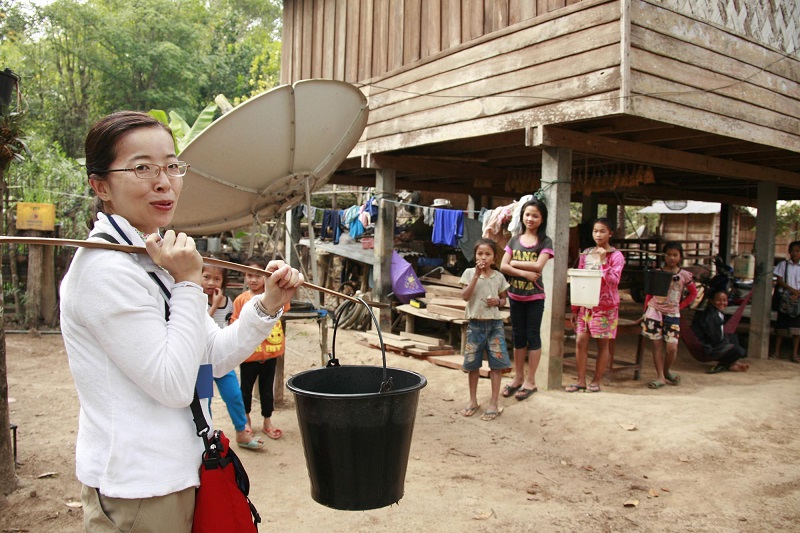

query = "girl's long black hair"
[519,198,549,254]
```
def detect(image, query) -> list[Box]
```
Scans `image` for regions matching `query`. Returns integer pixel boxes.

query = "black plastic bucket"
[287,365,426,510]
[643,269,673,297]
[286,297,427,510]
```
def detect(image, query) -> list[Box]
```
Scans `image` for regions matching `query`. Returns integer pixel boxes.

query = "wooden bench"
[396,304,468,352]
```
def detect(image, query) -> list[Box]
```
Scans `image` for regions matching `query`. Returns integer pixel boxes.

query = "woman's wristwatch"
[253,299,283,320]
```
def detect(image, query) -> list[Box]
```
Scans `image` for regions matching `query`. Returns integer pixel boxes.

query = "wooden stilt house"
[280,0,800,386]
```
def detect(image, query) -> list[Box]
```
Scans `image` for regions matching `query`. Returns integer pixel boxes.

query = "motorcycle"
[693,255,752,309]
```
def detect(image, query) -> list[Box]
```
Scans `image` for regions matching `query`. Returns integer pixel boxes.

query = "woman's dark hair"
[593,217,616,233]
[244,255,269,269]
[85,111,174,217]
[662,241,684,259]
[518,198,550,256]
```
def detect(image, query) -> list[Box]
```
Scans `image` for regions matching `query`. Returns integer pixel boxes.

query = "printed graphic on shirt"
[260,321,284,354]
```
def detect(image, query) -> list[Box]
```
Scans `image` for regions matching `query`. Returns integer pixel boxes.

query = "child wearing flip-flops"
[202,264,265,450]
[459,238,511,421]
[499,198,554,402]
[641,242,697,389]
[230,256,290,441]
[566,217,625,393]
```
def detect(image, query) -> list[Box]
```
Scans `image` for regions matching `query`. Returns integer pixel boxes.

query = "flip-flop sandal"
[480,407,504,421]
[461,404,480,417]
[707,364,728,374]
[515,387,538,401]
[236,437,265,450]
[262,427,283,440]
[502,384,521,398]
[648,380,666,389]
[564,384,586,393]
[586,383,601,393]
[665,373,681,385]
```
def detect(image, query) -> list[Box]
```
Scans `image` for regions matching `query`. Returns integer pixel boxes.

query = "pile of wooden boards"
[417,273,510,321]
[416,273,466,317]
[355,330,455,358]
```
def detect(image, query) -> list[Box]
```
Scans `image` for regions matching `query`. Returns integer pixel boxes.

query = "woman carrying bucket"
[640,242,697,389]
[566,217,625,393]
[60,111,303,531]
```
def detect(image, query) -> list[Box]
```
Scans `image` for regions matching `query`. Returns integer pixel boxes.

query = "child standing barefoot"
[230,256,290,441]
[459,238,511,421]
[499,198,553,401]
[566,217,625,393]
[640,242,697,389]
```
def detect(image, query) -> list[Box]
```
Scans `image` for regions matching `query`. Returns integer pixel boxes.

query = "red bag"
[192,430,260,532]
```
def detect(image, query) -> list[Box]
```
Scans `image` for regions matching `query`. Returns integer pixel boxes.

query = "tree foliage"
[2,0,282,159]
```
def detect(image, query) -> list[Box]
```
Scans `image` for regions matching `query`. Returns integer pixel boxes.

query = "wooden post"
[748,182,777,360]
[24,230,43,330]
[304,179,320,307]
[41,244,56,326]
[540,147,572,390]
[319,313,329,365]
[719,204,734,263]
[374,168,396,331]
[274,317,286,405]
[284,210,301,269]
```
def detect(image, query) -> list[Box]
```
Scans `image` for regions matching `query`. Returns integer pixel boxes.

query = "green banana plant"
[149,103,218,154]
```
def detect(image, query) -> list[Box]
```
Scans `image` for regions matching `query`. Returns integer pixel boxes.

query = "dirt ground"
[3,301,800,532]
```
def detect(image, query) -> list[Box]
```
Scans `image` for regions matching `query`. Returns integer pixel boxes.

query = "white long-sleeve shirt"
[60,214,279,498]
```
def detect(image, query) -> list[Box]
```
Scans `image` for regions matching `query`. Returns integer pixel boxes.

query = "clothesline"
[380,197,483,214]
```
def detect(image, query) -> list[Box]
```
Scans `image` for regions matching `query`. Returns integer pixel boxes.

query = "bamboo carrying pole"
[0,236,364,304]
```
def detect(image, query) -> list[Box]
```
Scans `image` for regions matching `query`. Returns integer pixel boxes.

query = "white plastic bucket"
[733,254,755,279]
[568,268,602,307]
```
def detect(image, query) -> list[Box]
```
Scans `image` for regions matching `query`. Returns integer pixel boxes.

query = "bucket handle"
[330,297,393,393]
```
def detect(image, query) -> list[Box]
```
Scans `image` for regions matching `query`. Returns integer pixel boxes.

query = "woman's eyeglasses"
[91,162,189,179]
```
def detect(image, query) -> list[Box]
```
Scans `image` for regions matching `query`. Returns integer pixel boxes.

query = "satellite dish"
[664,200,688,211]
[170,79,368,234]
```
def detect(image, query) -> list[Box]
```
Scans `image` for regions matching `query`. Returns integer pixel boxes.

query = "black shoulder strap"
[94,231,207,436]
[93,232,172,310]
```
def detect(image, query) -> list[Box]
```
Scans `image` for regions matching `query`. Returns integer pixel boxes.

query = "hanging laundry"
[366,196,379,218]
[342,204,360,228]
[349,215,365,239]
[507,194,534,235]
[458,217,484,262]
[432,208,464,247]
[422,206,435,226]
[321,209,342,244]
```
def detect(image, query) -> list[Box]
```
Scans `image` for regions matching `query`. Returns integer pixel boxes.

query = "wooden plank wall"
[281,0,588,84]
[628,0,800,152]
[356,0,622,154]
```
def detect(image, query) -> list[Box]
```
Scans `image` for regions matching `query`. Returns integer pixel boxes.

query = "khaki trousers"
[81,484,195,532]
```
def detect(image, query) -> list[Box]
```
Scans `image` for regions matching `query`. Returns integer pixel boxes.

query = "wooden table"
[563,316,646,381]
[275,310,329,404]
